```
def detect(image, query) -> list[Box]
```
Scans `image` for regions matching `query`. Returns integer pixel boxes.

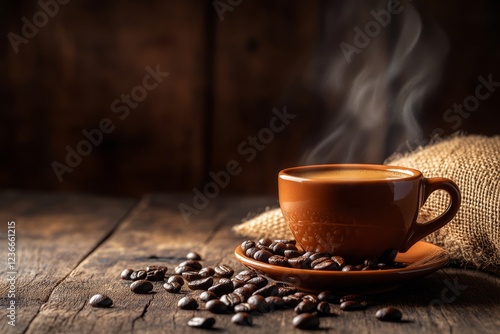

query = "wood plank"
[20,194,500,333]
[0,191,136,334]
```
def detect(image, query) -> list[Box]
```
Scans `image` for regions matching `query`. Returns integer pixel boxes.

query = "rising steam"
[301,0,448,164]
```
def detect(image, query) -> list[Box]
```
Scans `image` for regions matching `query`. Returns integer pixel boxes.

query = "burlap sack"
[233,135,500,274]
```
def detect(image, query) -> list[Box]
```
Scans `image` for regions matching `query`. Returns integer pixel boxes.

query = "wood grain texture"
[2,192,498,333]
[0,191,136,334]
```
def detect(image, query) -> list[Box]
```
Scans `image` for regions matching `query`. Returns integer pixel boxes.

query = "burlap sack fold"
[233,135,500,274]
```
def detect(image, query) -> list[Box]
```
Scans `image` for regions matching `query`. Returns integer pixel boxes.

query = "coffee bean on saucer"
[375,307,403,322]
[245,247,259,258]
[364,258,378,269]
[130,270,147,281]
[340,300,367,311]
[302,251,315,258]
[342,265,357,272]
[187,277,213,290]
[89,294,113,308]
[258,238,273,247]
[331,256,345,268]
[232,312,253,326]
[377,263,389,270]
[275,239,296,245]
[214,264,234,278]
[312,259,339,270]
[379,248,398,264]
[121,269,134,280]
[241,240,256,253]
[284,249,302,258]
[167,275,184,286]
[268,255,290,267]
[208,279,234,296]
[179,260,202,271]
[178,296,199,310]
[253,249,273,263]
[130,280,153,294]
[317,301,331,316]
[292,313,320,329]
[271,242,287,255]
[295,300,316,314]
[355,264,365,270]
[200,291,218,302]
[187,317,215,329]
[163,282,182,293]
[288,256,312,269]
[309,252,330,261]
[206,299,228,314]
[187,251,202,261]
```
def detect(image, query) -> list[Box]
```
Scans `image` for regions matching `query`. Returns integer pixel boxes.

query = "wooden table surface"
[1,191,499,334]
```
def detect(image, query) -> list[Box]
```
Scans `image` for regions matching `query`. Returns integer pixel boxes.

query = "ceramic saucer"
[234,241,449,294]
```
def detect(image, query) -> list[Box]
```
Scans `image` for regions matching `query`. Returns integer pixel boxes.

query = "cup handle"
[399,177,461,252]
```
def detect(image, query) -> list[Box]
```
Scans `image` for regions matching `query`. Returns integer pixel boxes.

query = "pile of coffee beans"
[100,246,405,330]
[242,238,407,271]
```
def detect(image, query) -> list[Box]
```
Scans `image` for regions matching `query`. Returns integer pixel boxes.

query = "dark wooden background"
[1,0,499,198]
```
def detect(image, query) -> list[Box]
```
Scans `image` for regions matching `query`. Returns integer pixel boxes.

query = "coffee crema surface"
[292,169,413,181]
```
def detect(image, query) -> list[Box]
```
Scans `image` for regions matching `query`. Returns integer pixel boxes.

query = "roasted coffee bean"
[364,258,377,269]
[186,251,202,261]
[130,270,147,281]
[247,295,269,313]
[302,251,315,258]
[163,282,181,293]
[130,280,153,294]
[146,269,165,281]
[377,263,389,270]
[257,238,273,247]
[303,294,319,304]
[271,242,287,255]
[253,250,273,263]
[187,277,213,291]
[175,265,195,275]
[121,269,134,280]
[317,291,339,303]
[331,256,345,268]
[284,243,298,251]
[182,271,203,282]
[283,295,302,308]
[379,248,398,264]
[245,247,259,258]
[313,259,339,270]
[246,276,268,289]
[265,296,285,310]
[234,303,257,313]
[89,294,113,308]
[253,284,279,297]
[179,260,202,271]
[288,256,312,269]
[178,296,199,310]
[187,317,215,329]
[294,300,316,314]
[309,252,330,261]
[277,286,298,297]
[268,255,290,267]
[340,300,367,311]
[293,292,307,298]
[292,313,320,329]
[342,265,357,272]
[234,270,257,282]
[231,278,245,289]
[310,256,330,267]
[234,286,253,299]
[355,264,365,270]
[200,291,218,302]
[214,264,234,278]
[375,307,403,322]
[146,265,167,273]
[284,250,302,258]
[393,262,407,268]
[340,295,364,303]
[199,267,215,278]
[220,293,243,307]
[317,301,331,316]
[167,275,184,286]
[208,280,234,297]
[361,266,372,271]
[206,299,228,314]
[275,239,296,245]
[242,283,258,293]
[232,312,253,326]
[241,240,256,253]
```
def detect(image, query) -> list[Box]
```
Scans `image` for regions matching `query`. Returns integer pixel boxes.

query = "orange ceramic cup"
[278,164,461,263]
